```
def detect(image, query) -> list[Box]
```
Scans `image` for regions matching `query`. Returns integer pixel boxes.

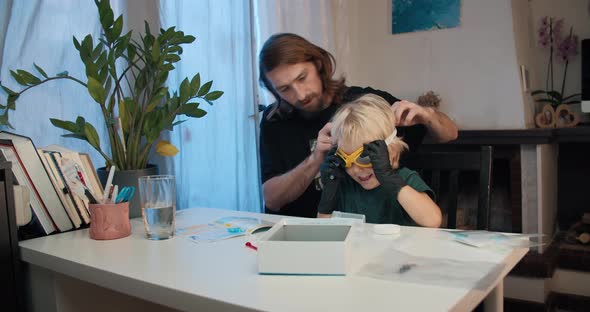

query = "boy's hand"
[318,147,345,213]
[320,147,345,186]
[363,140,407,199]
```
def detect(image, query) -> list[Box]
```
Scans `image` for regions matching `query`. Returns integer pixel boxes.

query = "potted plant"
[532,16,580,128]
[0,0,223,216]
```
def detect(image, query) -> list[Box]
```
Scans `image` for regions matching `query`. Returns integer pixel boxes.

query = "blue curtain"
[159,0,261,212]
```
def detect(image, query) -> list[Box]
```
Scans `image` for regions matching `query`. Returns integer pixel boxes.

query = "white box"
[257,218,352,275]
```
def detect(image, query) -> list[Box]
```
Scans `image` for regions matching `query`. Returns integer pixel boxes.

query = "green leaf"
[146,93,164,113]
[34,63,48,78]
[564,100,581,104]
[99,6,114,30]
[164,54,180,63]
[190,73,200,96]
[562,93,581,102]
[534,98,559,105]
[73,36,81,51]
[179,103,207,118]
[178,102,199,115]
[197,81,212,97]
[81,35,93,56]
[98,67,108,84]
[84,123,101,150]
[1,85,16,96]
[16,70,41,85]
[104,77,112,96]
[50,118,79,133]
[151,38,160,63]
[87,77,106,104]
[172,119,187,127]
[144,21,152,37]
[179,35,196,44]
[0,112,14,129]
[95,52,107,70]
[114,32,131,57]
[91,43,103,61]
[85,62,99,80]
[6,94,17,110]
[168,46,183,54]
[186,108,207,118]
[127,44,136,61]
[10,70,28,86]
[179,78,190,104]
[112,15,123,39]
[76,116,86,129]
[204,91,223,102]
[62,133,87,141]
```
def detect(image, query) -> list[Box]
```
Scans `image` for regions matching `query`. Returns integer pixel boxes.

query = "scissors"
[115,186,136,203]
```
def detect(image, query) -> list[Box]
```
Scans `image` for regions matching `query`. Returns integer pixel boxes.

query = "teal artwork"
[392,0,461,34]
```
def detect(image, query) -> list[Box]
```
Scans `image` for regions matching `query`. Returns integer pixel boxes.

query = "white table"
[19,208,527,312]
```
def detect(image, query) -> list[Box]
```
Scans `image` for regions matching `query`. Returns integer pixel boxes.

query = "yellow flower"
[156,140,179,157]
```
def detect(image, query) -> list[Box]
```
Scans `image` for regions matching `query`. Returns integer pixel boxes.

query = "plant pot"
[97,164,159,218]
[535,104,581,128]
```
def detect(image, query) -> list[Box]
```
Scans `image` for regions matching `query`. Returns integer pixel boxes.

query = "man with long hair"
[258,33,457,218]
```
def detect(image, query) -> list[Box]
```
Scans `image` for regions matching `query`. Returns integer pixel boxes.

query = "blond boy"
[317,94,442,227]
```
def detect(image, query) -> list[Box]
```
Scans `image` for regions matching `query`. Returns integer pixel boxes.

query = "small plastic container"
[332,211,366,232]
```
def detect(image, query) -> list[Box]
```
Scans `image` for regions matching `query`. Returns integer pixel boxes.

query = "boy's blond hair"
[331,94,408,168]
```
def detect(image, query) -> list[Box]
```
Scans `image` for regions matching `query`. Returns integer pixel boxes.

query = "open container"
[257,218,352,275]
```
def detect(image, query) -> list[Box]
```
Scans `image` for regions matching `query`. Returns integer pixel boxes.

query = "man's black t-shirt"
[259,86,426,218]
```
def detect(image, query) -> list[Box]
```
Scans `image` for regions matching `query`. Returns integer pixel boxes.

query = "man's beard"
[297,94,329,119]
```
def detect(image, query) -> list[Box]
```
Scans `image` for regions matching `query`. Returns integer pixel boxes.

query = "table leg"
[484,280,503,312]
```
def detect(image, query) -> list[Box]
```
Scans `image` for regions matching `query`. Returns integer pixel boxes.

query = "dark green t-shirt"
[330,167,434,225]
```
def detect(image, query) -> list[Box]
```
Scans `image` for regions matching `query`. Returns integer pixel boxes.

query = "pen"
[245,242,258,251]
[110,185,119,204]
[102,165,116,204]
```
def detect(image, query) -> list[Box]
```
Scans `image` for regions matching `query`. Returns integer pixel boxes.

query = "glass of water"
[138,175,176,240]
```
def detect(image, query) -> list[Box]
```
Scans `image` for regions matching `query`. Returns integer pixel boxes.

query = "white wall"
[341,0,589,130]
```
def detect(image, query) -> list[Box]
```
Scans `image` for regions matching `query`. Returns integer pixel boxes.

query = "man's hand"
[391,100,459,142]
[363,140,407,199]
[391,100,433,127]
[312,122,333,161]
[317,147,345,213]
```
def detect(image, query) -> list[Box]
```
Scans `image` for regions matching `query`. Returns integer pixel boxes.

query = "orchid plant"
[532,16,581,107]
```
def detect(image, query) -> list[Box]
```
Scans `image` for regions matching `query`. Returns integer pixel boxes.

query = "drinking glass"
[138,175,176,240]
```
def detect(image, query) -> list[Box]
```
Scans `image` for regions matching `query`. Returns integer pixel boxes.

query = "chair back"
[403,146,493,230]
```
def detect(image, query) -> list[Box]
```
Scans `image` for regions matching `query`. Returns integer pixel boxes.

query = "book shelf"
[0,160,25,311]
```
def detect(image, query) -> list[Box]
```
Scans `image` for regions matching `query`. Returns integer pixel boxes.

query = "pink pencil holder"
[89,202,132,240]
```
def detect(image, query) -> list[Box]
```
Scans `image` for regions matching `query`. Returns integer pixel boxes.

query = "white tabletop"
[19,208,528,312]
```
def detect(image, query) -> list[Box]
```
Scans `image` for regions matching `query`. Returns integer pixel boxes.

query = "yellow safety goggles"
[334,129,398,169]
[335,146,372,168]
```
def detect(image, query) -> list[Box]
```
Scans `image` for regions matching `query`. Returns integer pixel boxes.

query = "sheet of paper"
[175,215,273,243]
[356,248,505,290]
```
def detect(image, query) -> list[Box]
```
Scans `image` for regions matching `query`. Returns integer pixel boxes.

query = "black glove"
[317,147,345,214]
[363,140,407,199]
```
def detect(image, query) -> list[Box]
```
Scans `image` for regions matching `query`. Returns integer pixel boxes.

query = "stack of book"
[0,131,104,235]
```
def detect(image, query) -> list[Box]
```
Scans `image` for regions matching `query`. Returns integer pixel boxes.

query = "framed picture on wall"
[392,0,462,34]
